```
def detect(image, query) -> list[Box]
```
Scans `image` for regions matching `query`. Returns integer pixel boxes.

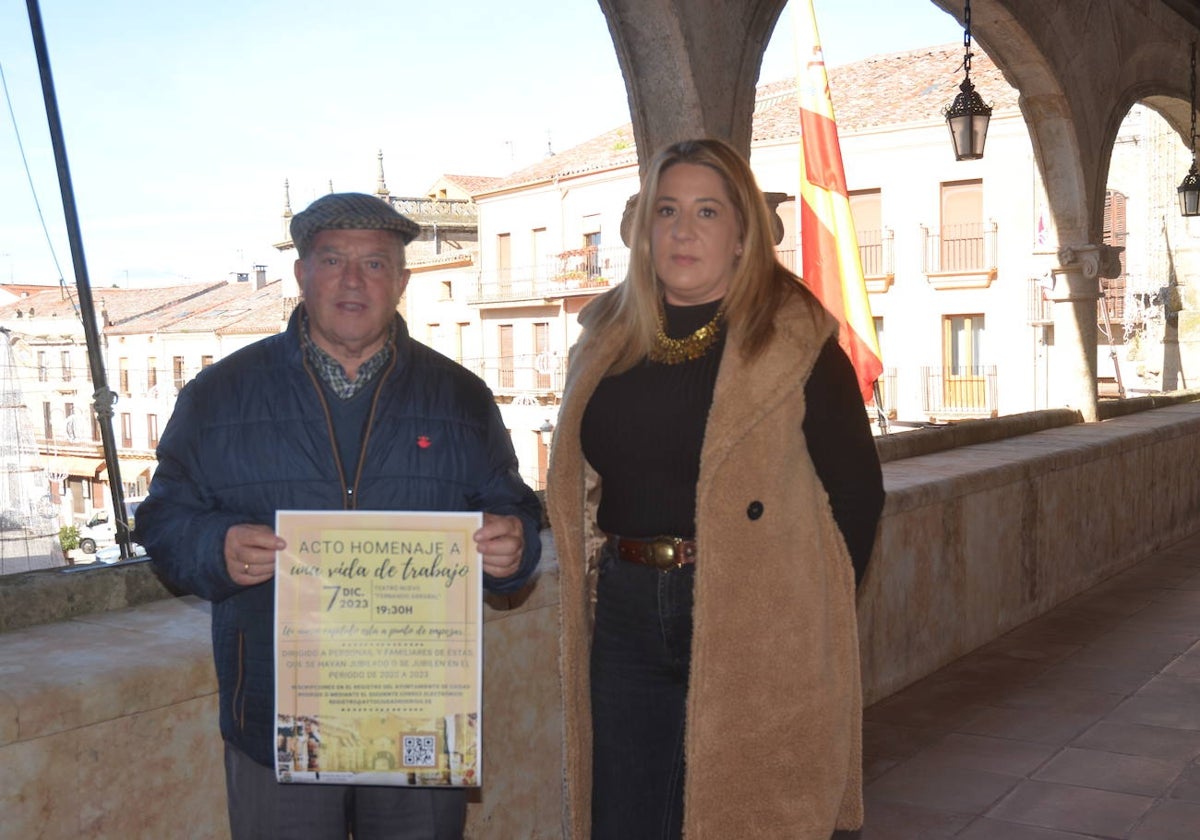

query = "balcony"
[921,364,999,420]
[1027,276,1054,325]
[467,245,629,305]
[461,352,568,398]
[922,221,999,289]
[871,367,898,420]
[775,229,894,292]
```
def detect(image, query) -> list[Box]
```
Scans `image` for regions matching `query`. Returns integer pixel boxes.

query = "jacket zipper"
[302,346,397,511]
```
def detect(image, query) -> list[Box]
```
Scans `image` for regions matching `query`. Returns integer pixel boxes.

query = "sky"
[0,0,963,289]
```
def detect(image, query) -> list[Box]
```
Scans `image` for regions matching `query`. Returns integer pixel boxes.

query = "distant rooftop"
[477,44,1017,195]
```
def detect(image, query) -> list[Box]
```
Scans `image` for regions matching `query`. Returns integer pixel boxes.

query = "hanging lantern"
[943,0,993,161]
[1179,43,1200,217]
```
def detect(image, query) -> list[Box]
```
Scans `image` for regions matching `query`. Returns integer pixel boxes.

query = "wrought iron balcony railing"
[921,221,998,275]
[920,364,998,419]
[460,352,568,396]
[467,245,630,304]
[775,230,893,282]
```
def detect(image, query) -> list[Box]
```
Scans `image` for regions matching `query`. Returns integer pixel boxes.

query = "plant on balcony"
[552,246,606,286]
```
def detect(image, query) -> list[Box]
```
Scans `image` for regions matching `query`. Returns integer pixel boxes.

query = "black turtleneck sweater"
[579,298,883,584]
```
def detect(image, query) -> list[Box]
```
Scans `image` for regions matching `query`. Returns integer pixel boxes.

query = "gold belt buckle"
[648,536,683,570]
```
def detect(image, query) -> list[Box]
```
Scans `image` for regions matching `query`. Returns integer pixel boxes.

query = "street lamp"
[1178,43,1200,217]
[943,0,992,161]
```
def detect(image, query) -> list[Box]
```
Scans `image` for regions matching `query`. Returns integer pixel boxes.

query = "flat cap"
[290,192,421,257]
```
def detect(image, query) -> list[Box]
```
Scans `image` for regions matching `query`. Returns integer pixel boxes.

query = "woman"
[548,138,885,839]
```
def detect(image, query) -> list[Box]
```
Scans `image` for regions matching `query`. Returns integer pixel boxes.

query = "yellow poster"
[273,510,482,787]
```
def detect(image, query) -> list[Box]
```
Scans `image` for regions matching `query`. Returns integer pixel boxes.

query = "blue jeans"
[590,543,696,840]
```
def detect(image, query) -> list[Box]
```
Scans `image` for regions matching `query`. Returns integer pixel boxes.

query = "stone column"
[1171,232,1200,390]
[1048,244,1113,421]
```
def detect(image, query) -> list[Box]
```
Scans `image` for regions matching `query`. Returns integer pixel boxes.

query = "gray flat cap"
[290,192,421,257]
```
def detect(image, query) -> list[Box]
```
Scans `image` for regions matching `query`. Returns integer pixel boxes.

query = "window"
[849,190,883,276]
[498,325,514,388]
[1101,189,1128,321]
[61,350,72,381]
[37,351,47,382]
[439,280,452,301]
[455,323,468,364]
[583,231,602,278]
[496,233,512,294]
[119,358,130,396]
[940,180,984,272]
[427,323,440,348]
[43,402,52,439]
[147,414,159,447]
[534,322,550,389]
[173,356,185,391]
[64,403,74,439]
[201,355,214,369]
[532,227,547,281]
[943,314,986,408]
[121,413,133,448]
[147,357,158,392]
[91,413,101,443]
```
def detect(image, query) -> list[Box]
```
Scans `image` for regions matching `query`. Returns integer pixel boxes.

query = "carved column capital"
[1055,242,1124,281]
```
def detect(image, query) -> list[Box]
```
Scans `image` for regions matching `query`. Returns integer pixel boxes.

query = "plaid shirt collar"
[300,308,396,399]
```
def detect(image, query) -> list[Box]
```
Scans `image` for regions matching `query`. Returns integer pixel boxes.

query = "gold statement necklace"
[647,306,725,365]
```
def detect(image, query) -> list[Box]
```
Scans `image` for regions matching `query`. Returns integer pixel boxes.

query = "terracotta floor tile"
[858,799,973,839]
[866,762,1020,814]
[855,533,1200,839]
[985,780,1154,836]
[1129,799,1200,839]
[1028,663,1155,695]
[956,817,1107,839]
[1063,640,1188,673]
[1072,721,1200,761]
[1031,747,1185,796]
[897,732,1058,778]
[957,706,1102,747]
[862,719,945,762]
[986,685,1126,716]
[1166,761,1200,803]
[1107,693,1200,731]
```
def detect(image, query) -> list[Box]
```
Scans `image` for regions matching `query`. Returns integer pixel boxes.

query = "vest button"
[746,501,764,520]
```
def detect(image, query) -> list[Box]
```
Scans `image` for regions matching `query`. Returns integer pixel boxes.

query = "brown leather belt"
[606,534,697,570]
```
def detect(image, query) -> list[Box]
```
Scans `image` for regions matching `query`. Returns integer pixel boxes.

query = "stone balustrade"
[4,402,1200,838]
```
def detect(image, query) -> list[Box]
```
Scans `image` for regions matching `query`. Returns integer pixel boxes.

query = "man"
[135,192,542,839]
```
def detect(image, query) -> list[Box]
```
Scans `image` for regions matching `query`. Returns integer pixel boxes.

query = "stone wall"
[4,403,1200,838]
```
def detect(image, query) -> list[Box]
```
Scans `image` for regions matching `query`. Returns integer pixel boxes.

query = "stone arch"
[597,0,788,174]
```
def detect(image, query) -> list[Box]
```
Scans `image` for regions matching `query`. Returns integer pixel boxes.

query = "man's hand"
[475,513,525,580]
[225,523,285,586]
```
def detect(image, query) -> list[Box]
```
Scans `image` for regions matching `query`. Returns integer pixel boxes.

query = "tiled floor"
[860,530,1200,839]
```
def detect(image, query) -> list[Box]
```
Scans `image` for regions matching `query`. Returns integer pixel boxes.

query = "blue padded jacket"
[135,307,542,767]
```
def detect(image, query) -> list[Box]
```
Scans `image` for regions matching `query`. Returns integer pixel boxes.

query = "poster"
[274,510,482,787]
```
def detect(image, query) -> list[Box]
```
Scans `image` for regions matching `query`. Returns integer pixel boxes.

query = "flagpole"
[793,0,885,406]
[873,380,890,435]
[25,0,130,558]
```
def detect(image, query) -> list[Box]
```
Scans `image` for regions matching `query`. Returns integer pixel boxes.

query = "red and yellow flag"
[794,0,883,402]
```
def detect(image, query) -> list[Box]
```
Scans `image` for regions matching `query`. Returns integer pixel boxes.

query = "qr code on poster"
[402,735,437,768]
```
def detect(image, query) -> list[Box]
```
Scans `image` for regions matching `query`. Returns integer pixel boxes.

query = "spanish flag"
[794,0,883,403]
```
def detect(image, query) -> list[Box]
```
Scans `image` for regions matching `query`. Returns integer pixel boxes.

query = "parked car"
[94,542,148,564]
[76,497,145,554]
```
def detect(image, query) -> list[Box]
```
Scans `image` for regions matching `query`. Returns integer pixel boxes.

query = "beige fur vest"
[548,290,864,839]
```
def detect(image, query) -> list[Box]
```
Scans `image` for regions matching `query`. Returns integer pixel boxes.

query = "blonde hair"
[583,138,813,372]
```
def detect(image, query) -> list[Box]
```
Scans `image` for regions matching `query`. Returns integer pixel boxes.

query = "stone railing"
[5,400,1200,837]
